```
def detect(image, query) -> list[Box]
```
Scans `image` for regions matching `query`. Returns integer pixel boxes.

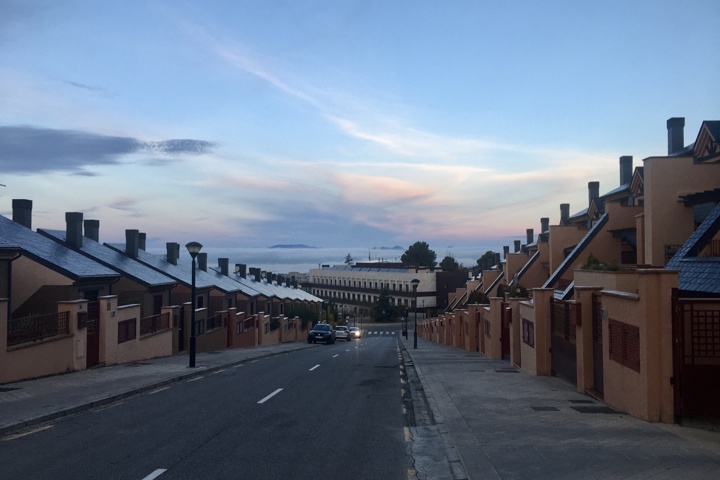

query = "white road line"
[212,369,226,374]
[148,387,170,395]
[257,388,283,404]
[142,469,167,480]
[187,376,204,382]
[309,364,320,371]
[233,364,244,368]
[332,354,339,358]
[2,425,52,441]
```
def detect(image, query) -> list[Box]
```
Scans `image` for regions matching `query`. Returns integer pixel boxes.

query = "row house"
[1,202,323,384]
[419,117,720,424]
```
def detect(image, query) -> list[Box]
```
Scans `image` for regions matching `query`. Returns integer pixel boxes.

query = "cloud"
[0,126,217,173]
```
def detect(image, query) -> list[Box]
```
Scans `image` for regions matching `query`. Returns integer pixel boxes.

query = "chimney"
[266,271,273,283]
[138,232,146,251]
[560,203,570,225]
[126,229,139,258]
[503,246,510,259]
[667,117,685,155]
[541,217,549,234]
[526,228,534,245]
[166,242,177,265]
[219,258,229,276]
[619,156,633,185]
[198,252,207,272]
[84,219,99,242]
[514,240,521,253]
[236,264,247,278]
[65,212,83,248]
[494,253,501,267]
[588,182,600,206]
[12,199,32,229]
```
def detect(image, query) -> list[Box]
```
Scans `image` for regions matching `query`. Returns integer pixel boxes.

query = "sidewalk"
[399,335,720,480]
[0,342,314,436]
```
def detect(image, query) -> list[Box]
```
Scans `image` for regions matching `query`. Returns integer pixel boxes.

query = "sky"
[1,0,718,258]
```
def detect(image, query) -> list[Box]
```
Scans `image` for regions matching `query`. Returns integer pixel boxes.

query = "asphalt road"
[0,329,411,480]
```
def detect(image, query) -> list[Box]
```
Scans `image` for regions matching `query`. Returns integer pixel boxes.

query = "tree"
[476,250,497,270]
[285,303,316,329]
[401,241,437,268]
[373,287,397,322]
[439,255,459,272]
[344,253,353,265]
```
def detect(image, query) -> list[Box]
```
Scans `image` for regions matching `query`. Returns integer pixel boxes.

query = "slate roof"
[0,215,118,281]
[104,243,226,291]
[224,271,321,302]
[666,202,720,295]
[39,229,176,289]
[543,213,610,289]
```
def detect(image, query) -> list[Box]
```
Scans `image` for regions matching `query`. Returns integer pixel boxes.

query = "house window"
[118,319,136,344]
[522,318,535,348]
[608,319,640,372]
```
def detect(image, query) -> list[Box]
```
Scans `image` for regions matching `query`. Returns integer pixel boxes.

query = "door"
[551,298,579,386]
[591,293,604,396]
[85,301,100,368]
[501,302,511,358]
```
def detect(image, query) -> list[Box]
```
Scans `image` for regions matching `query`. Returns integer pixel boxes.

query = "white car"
[348,327,361,339]
[334,326,351,341]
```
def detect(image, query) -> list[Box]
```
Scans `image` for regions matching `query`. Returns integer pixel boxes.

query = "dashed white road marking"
[332,354,339,358]
[142,469,167,480]
[187,376,204,383]
[309,364,320,371]
[258,388,283,404]
[2,425,52,441]
[148,387,170,395]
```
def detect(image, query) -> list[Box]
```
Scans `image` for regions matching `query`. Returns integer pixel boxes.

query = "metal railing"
[7,311,70,346]
[140,312,170,336]
[206,314,222,332]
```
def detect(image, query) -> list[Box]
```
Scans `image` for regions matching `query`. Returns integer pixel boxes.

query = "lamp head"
[411,278,420,291]
[185,241,203,259]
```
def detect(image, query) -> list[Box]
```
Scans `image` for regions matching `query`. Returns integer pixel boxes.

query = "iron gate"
[592,293,604,396]
[673,291,720,422]
[551,297,580,385]
[86,300,100,367]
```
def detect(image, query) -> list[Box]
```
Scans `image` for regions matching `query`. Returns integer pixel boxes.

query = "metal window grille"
[608,318,640,372]
[140,312,170,336]
[522,318,535,348]
[7,311,70,346]
[118,319,137,344]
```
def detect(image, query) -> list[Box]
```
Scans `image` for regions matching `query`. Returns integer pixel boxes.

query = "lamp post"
[411,278,420,349]
[186,241,202,368]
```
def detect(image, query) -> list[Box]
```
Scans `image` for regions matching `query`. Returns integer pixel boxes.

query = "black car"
[308,323,335,344]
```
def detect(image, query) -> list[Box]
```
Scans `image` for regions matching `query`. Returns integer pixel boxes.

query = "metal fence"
[8,311,70,346]
[140,312,170,336]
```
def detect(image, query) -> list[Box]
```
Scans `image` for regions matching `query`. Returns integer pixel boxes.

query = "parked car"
[308,323,335,344]
[348,327,361,339]
[334,325,351,342]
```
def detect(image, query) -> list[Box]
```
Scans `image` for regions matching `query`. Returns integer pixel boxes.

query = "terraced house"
[1,202,322,384]
[420,117,720,425]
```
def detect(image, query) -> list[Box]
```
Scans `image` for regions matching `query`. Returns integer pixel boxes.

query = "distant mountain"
[372,246,403,250]
[268,244,317,249]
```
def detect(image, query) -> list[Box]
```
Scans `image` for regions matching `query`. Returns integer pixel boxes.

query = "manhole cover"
[532,406,560,412]
[571,406,617,414]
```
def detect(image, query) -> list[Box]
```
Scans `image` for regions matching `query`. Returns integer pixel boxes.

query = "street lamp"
[411,278,420,349]
[186,241,202,368]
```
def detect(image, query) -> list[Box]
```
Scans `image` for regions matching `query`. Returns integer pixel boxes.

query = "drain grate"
[125,362,150,367]
[469,369,486,372]
[569,399,595,404]
[532,406,560,412]
[494,369,519,373]
[571,406,617,414]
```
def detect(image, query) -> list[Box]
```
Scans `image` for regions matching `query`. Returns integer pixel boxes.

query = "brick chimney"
[514,240,521,253]
[138,232,146,251]
[560,203,570,225]
[219,258,229,276]
[503,246,509,258]
[526,228,534,245]
[236,263,247,278]
[667,117,685,155]
[65,212,83,248]
[12,199,32,229]
[198,252,207,272]
[126,230,140,258]
[619,156,633,185]
[84,219,99,242]
[541,217,549,233]
[166,242,178,265]
[494,253,501,267]
[588,182,600,206]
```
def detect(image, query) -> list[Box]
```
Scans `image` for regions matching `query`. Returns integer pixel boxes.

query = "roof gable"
[0,215,118,281]
[693,121,720,164]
